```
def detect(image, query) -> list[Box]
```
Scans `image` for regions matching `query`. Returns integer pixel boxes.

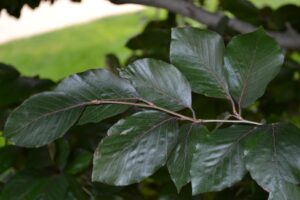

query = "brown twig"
[88,98,262,125]
[110,0,300,50]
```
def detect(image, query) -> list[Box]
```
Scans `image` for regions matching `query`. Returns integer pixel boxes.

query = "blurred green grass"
[0,0,299,81]
[0,10,159,81]
[0,132,5,147]
[251,0,300,8]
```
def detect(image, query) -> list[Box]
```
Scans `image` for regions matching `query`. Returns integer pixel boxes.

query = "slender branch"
[110,0,300,50]
[88,99,262,125]
[89,99,195,121]
[200,119,261,125]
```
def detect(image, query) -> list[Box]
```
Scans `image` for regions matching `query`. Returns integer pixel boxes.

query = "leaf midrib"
[9,96,133,135]
[98,116,175,183]
[271,125,284,186]
[237,34,262,107]
[9,100,88,135]
[138,74,189,108]
[187,54,229,97]
[179,125,194,183]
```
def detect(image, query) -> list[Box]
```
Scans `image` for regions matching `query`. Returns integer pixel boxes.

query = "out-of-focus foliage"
[219,0,300,32]
[0,0,81,18]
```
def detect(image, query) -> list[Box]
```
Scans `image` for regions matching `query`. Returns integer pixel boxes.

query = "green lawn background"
[0,10,160,81]
[0,0,299,81]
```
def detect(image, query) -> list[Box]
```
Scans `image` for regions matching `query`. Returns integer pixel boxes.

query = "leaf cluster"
[1,27,300,200]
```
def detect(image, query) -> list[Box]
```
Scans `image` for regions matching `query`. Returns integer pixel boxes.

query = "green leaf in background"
[126,30,170,52]
[219,0,260,25]
[92,111,178,185]
[270,5,300,32]
[26,147,53,169]
[66,149,93,175]
[170,28,230,99]
[55,139,70,170]
[0,63,19,81]
[191,125,256,195]
[0,170,88,200]
[0,110,10,131]
[64,176,89,200]
[4,92,84,147]
[0,183,3,194]
[1,172,68,200]
[0,63,54,107]
[167,124,206,192]
[91,182,123,200]
[0,146,20,173]
[55,69,138,125]
[244,123,300,193]
[105,53,121,75]
[224,28,284,108]
[121,58,191,111]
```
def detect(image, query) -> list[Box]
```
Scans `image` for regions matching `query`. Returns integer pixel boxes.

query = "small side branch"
[89,99,195,122]
[228,95,242,120]
[189,107,196,119]
[200,119,262,125]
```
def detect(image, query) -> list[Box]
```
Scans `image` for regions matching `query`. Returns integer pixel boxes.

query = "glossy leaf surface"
[244,123,300,192]
[4,92,84,147]
[55,139,70,170]
[191,125,255,194]
[121,58,191,111]
[167,124,206,192]
[4,69,138,147]
[170,28,229,99]
[268,181,300,200]
[55,69,137,124]
[92,111,178,185]
[66,149,93,175]
[225,28,284,107]
[0,63,54,107]
[0,146,20,173]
